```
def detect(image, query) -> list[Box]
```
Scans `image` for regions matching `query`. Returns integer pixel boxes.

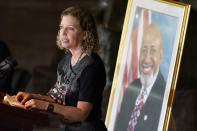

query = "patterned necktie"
[127,88,147,131]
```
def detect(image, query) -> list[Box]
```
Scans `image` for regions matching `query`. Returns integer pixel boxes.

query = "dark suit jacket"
[114,71,166,131]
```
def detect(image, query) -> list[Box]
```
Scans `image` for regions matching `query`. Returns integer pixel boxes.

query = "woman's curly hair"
[56,6,100,55]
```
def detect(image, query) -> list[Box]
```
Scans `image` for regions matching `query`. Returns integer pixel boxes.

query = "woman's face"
[59,15,86,51]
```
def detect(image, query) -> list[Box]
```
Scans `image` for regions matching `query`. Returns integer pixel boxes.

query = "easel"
[170,114,176,131]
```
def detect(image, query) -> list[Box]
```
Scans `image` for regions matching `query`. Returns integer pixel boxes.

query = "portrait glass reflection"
[113,7,178,131]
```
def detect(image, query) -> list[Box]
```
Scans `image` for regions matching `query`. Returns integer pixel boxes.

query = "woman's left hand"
[24,99,48,111]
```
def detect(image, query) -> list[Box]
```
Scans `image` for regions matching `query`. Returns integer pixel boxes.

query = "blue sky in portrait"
[151,11,179,81]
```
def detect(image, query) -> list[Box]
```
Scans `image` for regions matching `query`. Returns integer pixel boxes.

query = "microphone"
[0,57,18,77]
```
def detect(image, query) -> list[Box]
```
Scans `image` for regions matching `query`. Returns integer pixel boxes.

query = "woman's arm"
[31,94,55,103]
[53,101,93,123]
[24,99,93,123]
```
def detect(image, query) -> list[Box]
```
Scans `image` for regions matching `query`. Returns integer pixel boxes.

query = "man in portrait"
[114,23,166,131]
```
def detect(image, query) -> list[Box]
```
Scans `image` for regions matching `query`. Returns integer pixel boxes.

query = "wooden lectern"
[0,92,49,131]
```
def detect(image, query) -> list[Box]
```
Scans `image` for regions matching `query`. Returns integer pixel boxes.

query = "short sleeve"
[78,60,106,103]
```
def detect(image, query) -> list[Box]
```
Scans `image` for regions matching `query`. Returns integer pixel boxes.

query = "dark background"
[0,0,196,130]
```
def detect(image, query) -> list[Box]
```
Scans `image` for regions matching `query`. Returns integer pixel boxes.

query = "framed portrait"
[105,0,190,131]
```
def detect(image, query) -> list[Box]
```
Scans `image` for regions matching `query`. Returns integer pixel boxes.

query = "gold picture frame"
[105,0,190,131]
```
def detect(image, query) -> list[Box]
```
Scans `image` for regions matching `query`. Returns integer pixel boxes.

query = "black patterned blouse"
[47,53,106,123]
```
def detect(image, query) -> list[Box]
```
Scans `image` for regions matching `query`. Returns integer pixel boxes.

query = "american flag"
[113,8,152,131]
[123,9,151,92]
